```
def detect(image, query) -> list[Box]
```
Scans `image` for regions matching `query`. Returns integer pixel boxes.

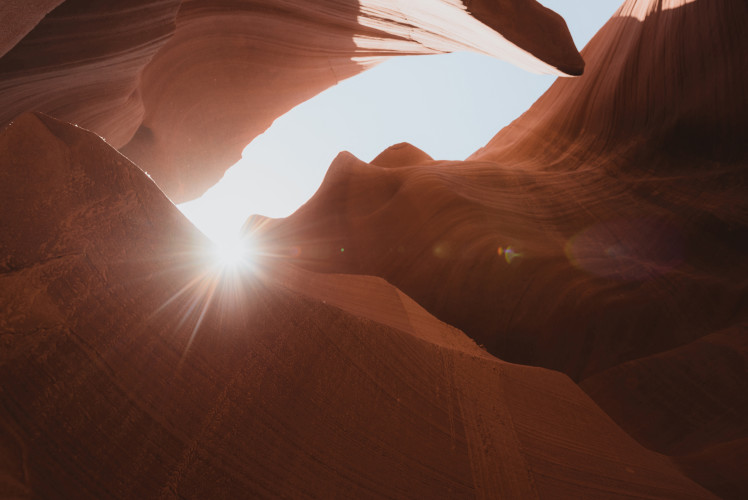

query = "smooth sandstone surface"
[0,0,582,202]
[0,112,715,498]
[260,0,748,496]
[581,324,748,500]
[370,142,435,168]
[1,0,745,497]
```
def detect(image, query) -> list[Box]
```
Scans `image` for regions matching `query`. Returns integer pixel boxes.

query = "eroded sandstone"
[258,0,748,495]
[0,112,714,498]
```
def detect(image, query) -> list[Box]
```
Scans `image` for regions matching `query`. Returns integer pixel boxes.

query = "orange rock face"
[0,0,64,57]
[371,142,435,168]
[0,0,182,149]
[0,0,582,202]
[259,0,748,496]
[0,113,715,498]
[1,0,746,498]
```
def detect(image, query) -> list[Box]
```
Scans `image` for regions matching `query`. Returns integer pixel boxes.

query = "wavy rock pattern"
[472,0,747,165]
[581,324,748,499]
[2,0,745,497]
[0,112,715,498]
[261,0,748,495]
[0,0,182,148]
[0,0,582,202]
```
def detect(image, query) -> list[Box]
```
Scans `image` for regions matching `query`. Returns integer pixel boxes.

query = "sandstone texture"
[260,0,748,496]
[0,113,715,498]
[1,0,746,498]
[0,0,582,202]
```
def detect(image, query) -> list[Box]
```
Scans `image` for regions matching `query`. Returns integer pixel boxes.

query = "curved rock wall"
[260,0,748,495]
[0,0,582,202]
[473,0,747,165]
[0,0,182,148]
[263,0,748,376]
[0,112,713,498]
[2,0,744,497]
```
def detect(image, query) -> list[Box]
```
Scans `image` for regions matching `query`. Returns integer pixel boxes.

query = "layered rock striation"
[2,0,745,497]
[0,0,582,202]
[0,113,715,498]
[260,0,748,496]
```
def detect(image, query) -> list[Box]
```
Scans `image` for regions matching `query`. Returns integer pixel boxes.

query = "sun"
[209,235,254,270]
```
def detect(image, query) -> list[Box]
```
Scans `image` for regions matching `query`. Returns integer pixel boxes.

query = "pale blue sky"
[180,0,623,243]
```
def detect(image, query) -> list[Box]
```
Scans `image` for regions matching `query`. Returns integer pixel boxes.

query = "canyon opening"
[1,0,746,499]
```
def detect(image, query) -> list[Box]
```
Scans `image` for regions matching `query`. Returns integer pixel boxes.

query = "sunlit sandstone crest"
[1,0,746,499]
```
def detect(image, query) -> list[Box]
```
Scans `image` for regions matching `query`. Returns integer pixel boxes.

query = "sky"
[179,0,624,244]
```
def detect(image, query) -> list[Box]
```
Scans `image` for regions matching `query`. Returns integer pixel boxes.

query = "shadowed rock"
[0,112,715,498]
[259,0,748,495]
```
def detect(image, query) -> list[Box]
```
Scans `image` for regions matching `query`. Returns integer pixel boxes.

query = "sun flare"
[209,235,254,270]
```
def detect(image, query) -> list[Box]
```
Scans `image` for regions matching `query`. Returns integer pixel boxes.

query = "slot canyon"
[1,0,746,498]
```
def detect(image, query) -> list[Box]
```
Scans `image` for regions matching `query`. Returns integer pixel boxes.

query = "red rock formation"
[371,142,434,168]
[3,0,745,497]
[0,0,63,57]
[581,324,748,500]
[0,0,582,202]
[260,0,748,495]
[0,113,715,498]
[463,0,583,76]
[472,0,747,166]
[0,0,183,148]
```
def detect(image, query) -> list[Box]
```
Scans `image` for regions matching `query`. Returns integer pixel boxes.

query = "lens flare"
[498,245,522,264]
[209,235,254,271]
[565,218,684,280]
